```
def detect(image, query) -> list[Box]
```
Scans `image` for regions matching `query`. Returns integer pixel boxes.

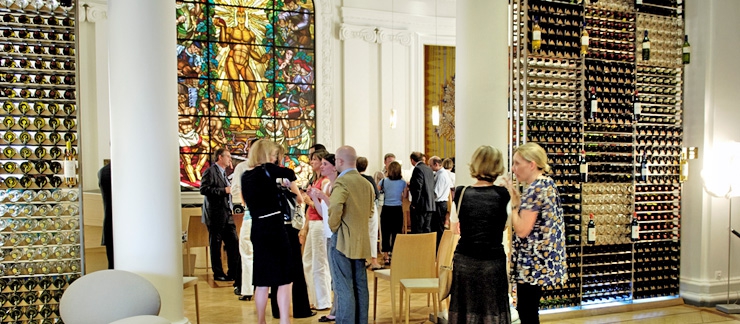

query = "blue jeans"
[330,234,369,324]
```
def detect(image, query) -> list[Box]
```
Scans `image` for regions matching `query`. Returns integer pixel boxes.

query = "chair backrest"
[181,207,201,233]
[187,214,210,248]
[390,233,437,285]
[60,270,161,324]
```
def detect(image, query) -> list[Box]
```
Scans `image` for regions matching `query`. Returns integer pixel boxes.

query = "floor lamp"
[702,144,740,313]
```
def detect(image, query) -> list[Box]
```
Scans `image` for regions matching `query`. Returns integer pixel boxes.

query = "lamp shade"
[701,142,740,198]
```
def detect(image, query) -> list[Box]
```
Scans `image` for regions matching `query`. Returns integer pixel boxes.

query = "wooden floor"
[181,269,740,324]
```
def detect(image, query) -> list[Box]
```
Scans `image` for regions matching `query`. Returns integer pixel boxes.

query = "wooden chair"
[184,214,211,277]
[373,233,436,324]
[183,277,200,324]
[399,230,459,323]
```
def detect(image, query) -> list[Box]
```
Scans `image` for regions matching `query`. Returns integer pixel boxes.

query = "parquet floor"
[181,269,740,324]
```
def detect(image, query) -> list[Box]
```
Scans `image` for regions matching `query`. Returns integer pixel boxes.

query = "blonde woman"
[241,139,302,324]
[506,142,566,324]
[448,146,511,324]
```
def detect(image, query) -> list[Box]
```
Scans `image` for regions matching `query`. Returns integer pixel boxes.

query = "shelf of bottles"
[632,8,683,300]
[0,0,80,322]
[511,0,685,311]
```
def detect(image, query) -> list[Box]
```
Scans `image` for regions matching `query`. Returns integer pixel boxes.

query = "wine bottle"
[642,30,650,61]
[581,22,589,55]
[589,87,598,120]
[580,151,588,183]
[634,90,641,122]
[532,17,542,52]
[631,212,640,241]
[64,140,78,187]
[640,150,649,182]
[680,149,689,182]
[587,213,596,245]
[682,35,691,64]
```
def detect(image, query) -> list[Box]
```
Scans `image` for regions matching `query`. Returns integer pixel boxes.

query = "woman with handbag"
[267,145,316,319]
[506,143,566,324]
[448,145,511,324]
[241,139,305,324]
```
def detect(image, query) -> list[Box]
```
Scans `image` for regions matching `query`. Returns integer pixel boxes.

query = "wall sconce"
[390,109,397,129]
[431,105,440,126]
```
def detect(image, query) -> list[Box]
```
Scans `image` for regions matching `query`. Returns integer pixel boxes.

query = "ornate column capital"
[339,24,378,43]
[81,2,107,23]
[376,28,413,46]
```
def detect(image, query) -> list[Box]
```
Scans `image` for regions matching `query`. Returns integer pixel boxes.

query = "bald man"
[328,145,375,324]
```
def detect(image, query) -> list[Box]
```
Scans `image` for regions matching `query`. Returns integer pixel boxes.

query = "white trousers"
[302,220,332,309]
[239,218,253,296]
[369,203,379,258]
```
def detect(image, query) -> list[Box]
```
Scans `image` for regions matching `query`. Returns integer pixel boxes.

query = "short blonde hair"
[514,142,551,173]
[247,139,277,168]
[469,145,504,181]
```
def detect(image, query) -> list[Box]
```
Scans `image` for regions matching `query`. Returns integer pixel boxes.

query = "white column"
[455,0,509,185]
[108,1,185,323]
[681,0,740,306]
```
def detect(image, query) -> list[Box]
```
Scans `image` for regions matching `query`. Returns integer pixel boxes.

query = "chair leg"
[432,293,438,323]
[390,282,397,324]
[186,246,192,276]
[205,247,211,276]
[427,293,430,307]
[194,284,200,324]
[405,288,411,324]
[398,286,404,321]
[373,277,378,320]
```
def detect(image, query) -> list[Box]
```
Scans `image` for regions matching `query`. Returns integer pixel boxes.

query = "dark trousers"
[433,201,448,249]
[271,225,312,318]
[410,207,433,234]
[105,242,114,269]
[208,222,242,287]
[380,205,404,252]
[516,282,543,324]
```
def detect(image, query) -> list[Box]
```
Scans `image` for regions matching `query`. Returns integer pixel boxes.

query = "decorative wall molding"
[80,2,107,23]
[339,25,378,43]
[316,0,335,149]
[377,28,413,46]
[339,24,414,46]
[341,7,456,37]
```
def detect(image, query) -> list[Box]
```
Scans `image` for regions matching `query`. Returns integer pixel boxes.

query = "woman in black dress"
[241,139,303,324]
[449,145,511,324]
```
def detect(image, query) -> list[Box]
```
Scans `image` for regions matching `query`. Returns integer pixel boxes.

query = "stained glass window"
[176,0,316,189]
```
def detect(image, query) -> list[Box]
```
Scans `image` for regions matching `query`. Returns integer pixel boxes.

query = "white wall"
[681,0,740,306]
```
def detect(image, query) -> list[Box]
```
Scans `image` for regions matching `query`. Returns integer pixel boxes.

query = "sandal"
[318,315,336,322]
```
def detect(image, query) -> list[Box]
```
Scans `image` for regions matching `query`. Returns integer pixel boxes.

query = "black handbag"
[264,166,297,223]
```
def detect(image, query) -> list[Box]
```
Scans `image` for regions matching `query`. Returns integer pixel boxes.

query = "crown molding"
[339,24,414,46]
[340,6,455,37]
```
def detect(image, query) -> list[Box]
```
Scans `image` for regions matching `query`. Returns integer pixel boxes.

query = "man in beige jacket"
[328,145,376,324]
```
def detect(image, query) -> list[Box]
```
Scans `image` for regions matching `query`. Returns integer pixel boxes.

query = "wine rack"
[511,0,684,311]
[0,1,80,323]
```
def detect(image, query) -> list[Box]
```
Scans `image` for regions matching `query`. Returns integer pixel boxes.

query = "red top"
[307,176,328,221]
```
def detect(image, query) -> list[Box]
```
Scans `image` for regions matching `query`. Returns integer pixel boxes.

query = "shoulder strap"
[456,186,468,215]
